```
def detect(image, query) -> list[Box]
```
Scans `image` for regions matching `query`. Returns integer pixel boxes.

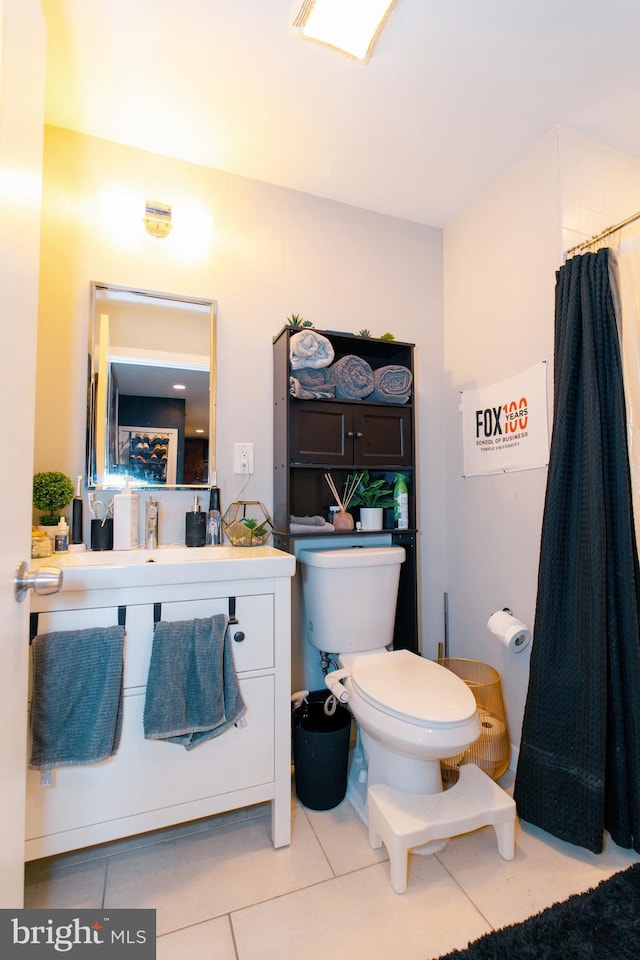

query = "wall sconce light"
[143,200,173,238]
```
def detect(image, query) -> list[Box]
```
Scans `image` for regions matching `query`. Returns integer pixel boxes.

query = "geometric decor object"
[222,500,273,546]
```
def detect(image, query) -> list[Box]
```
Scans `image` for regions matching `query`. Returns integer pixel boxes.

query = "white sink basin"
[31,544,296,593]
[43,545,254,566]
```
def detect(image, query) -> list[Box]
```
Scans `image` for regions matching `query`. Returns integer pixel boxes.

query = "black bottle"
[71,474,84,545]
[185,494,206,547]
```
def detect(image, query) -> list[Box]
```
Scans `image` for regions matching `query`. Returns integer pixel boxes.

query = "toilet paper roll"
[476,710,507,761]
[487,609,531,653]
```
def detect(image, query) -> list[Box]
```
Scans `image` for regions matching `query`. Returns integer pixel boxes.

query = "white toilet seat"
[348,649,477,728]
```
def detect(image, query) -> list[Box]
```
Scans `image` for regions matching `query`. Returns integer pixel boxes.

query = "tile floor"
[24,771,639,960]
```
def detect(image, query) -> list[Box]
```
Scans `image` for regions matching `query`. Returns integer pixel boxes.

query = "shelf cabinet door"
[354,407,412,466]
[289,401,350,465]
[290,401,412,467]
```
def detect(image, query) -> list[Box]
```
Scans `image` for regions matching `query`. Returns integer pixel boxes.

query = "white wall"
[443,129,561,750]
[35,126,445,652]
[560,128,640,252]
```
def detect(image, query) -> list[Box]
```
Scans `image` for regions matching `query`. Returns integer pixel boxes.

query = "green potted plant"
[287,313,313,328]
[348,470,394,530]
[33,471,74,527]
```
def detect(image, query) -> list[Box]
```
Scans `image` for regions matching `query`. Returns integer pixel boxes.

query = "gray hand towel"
[143,614,246,750]
[29,625,125,770]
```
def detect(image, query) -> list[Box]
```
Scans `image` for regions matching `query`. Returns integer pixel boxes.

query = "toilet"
[297,546,482,803]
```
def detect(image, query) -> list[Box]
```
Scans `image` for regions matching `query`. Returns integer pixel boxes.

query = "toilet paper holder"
[487,607,531,653]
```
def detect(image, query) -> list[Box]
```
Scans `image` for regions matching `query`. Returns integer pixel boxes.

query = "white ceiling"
[41,0,640,227]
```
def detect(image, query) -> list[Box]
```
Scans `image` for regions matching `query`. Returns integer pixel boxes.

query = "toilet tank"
[298,546,405,654]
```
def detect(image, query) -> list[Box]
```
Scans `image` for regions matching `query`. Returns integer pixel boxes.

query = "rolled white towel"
[290,330,335,370]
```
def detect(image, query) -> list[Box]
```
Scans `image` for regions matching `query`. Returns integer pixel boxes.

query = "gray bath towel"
[332,354,375,399]
[289,366,336,399]
[368,364,413,403]
[29,625,125,770]
[144,614,246,749]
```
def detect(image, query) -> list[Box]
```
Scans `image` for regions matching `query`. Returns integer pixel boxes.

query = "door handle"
[14,561,63,603]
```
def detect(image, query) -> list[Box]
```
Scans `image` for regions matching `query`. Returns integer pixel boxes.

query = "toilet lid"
[350,650,477,726]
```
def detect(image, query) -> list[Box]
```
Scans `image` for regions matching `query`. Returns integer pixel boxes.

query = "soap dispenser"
[113,483,140,550]
[185,494,206,547]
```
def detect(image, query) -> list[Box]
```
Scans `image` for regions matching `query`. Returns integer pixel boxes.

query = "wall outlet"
[234,442,254,474]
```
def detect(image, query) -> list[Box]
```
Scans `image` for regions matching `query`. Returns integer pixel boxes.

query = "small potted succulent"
[33,471,74,528]
[348,470,394,530]
[287,313,313,328]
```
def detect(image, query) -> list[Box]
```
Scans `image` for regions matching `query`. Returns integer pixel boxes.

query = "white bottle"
[54,516,69,553]
[113,484,140,550]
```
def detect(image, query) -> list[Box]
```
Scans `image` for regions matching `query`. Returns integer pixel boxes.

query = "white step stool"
[368,763,517,894]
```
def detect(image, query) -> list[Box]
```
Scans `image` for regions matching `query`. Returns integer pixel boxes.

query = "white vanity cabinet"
[25,549,295,860]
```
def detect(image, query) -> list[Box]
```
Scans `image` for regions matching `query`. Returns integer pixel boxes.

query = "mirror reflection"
[88,282,217,488]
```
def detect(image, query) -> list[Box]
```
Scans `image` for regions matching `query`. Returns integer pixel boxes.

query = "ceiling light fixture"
[293,0,399,62]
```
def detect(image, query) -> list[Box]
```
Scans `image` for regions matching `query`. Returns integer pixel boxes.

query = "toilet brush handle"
[325,668,351,703]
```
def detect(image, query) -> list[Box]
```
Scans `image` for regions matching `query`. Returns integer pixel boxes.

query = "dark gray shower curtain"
[514,248,640,854]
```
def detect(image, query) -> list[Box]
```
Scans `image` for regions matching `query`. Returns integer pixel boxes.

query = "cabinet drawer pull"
[233,631,246,643]
[355,431,363,438]
[345,430,354,438]
[228,596,238,624]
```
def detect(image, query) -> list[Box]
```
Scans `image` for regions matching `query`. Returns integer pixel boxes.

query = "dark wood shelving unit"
[273,326,419,653]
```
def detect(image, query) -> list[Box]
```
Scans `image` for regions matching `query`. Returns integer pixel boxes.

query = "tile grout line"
[227,913,241,960]
[297,804,339,878]
[434,853,495,934]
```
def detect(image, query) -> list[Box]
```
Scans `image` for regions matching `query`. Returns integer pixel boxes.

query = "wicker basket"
[437,658,510,782]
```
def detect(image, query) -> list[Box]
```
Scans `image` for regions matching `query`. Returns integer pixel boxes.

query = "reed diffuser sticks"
[324,472,360,511]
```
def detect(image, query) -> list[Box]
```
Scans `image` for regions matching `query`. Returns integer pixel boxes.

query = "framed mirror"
[88,282,217,489]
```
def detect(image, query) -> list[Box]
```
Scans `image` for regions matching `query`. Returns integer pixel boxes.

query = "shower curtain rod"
[566,209,640,256]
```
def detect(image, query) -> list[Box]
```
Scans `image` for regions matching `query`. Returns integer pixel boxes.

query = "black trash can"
[292,690,351,810]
